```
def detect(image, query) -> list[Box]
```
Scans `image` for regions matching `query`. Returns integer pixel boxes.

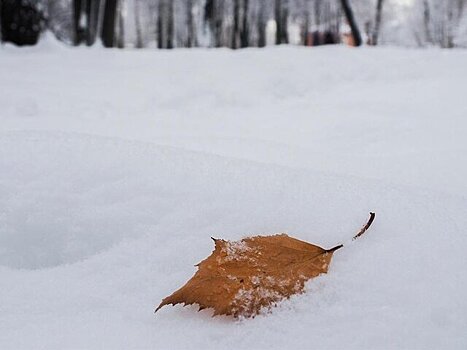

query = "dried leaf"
[156,212,375,318]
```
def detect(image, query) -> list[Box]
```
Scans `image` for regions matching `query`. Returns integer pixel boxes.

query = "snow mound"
[1,130,466,349]
[1,46,467,349]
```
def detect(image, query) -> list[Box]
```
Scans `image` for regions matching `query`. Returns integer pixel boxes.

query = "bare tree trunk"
[302,6,310,46]
[204,0,223,47]
[371,0,384,45]
[157,0,174,49]
[275,0,281,44]
[275,0,289,44]
[0,0,3,43]
[423,0,432,45]
[256,0,267,47]
[167,0,174,49]
[240,0,249,48]
[116,0,124,48]
[134,0,143,48]
[185,0,196,47]
[340,0,362,46]
[281,0,289,44]
[73,0,83,45]
[204,0,214,46]
[215,1,224,47]
[101,0,118,47]
[232,0,240,48]
[231,0,249,49]
[74,0,100,46]
[157,0,163,48]
[446,4,453,48]
[86,0,101,46]
[443,0,465,48]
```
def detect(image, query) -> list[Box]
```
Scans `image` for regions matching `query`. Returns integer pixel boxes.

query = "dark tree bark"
[185,0,196,47]
[232,0,240,48]
[256,0,267,47]
[446,2,455,48]
[275,0,288,45]
[215,1,224,47]
[0,0,2,43]
[74,0,101,46]
[0,0,42,46]
[158,0,174,49]
[240,0,249,48]
[204,0,213,45]
[101,0,118,47]
[301,6,310,46]
[422,0,432,45]
[204,0,214,24]
[370,0,384,45]
[167,0,174,49]
[157,0,163,48]
[232,0,249,49]
[73,0,83,45]
[134,0,143,48]
[116,0,124,48]
[204,0,224,47]
[85,0,101,46]
[340,0,362,46]
[275,0,281,44]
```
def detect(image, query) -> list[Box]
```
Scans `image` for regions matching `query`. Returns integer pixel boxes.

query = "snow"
[1,39,467,349]
[221,240,253,261]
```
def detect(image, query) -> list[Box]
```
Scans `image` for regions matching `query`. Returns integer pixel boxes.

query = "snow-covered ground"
[1,39,467,349]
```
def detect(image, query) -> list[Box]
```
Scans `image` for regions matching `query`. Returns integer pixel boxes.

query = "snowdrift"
[1,43,466,349]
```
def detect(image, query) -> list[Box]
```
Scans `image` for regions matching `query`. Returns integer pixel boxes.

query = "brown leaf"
[156,212,375,318]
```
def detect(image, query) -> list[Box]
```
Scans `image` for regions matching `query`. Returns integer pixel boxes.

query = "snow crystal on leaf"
[222,240,253,261]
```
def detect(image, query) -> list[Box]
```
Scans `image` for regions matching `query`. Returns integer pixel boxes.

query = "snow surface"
[1,39,467,349]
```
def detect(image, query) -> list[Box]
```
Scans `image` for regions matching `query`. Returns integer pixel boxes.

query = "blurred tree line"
[0,0,466,48]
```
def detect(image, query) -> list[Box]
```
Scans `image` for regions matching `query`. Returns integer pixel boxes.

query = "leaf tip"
[154,304,163,313]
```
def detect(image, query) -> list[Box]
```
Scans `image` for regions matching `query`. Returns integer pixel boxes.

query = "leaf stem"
[326,212,375,253]
[353,212,375,241]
